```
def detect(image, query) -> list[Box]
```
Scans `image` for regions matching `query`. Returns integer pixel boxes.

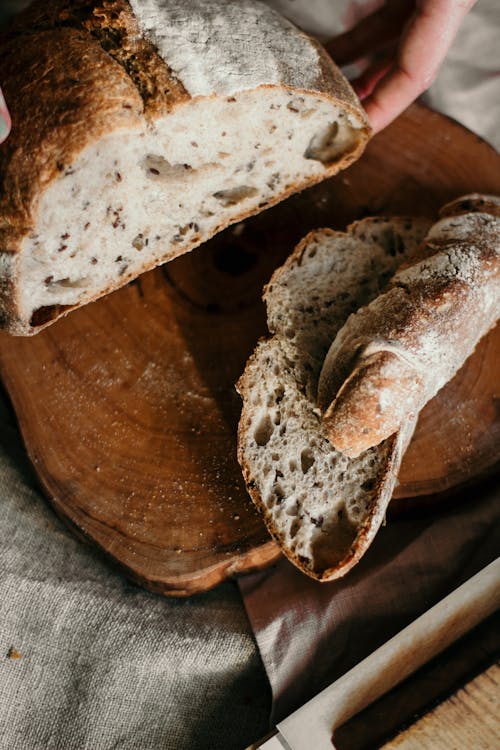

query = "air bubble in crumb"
[300,449,315,474]
[254,413,273,446]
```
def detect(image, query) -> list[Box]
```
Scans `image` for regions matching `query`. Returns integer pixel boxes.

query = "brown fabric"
[240,481,500,723]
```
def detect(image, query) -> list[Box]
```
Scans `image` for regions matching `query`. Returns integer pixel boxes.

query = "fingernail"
[0,117,8,141]
[0,87,11,142]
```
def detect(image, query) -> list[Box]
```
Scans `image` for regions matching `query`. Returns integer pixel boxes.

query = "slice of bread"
[237,217,431,580]
[0,0,369,335]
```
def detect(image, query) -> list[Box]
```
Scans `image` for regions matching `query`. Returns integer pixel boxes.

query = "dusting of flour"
[129,0,322,97]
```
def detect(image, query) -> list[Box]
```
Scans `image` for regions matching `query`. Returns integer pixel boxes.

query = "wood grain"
[382,663,500,750]
[394,322,500,499]
[0,104,498,595]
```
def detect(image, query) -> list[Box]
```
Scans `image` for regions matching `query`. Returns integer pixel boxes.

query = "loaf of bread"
[0,0,370,335]
[318,195,500,458]
[237,216,431,580]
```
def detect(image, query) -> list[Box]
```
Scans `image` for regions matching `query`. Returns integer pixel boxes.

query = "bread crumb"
[7,647,22,660]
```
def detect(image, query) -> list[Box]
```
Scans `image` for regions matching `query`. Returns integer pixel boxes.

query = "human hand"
[0,86,11,143]
[327,0,477,134]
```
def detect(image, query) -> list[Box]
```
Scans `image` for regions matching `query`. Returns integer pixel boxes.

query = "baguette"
[318,195,500,458]
[0,0,369,335]
[237,216,431,580]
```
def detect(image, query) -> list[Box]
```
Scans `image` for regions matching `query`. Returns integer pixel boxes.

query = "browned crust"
[1,0,189,116]
[0,1,370,335]
[0,0,190,330]
[318,274,484,451]
[322,351,421,458]
[0,0,189,245]
[0,25,138,326]
[0,26,139,248]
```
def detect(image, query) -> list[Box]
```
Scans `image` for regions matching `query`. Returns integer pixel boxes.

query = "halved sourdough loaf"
[0,0,370,335]
[237,216,431,580]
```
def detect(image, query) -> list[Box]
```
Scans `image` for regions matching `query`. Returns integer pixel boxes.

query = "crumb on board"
[6,647,22,660]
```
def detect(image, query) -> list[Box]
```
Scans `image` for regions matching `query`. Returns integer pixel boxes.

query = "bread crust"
[0,0,370,335]
[322,351,422,459]
[440,193,500,219]
[319,196,500,458]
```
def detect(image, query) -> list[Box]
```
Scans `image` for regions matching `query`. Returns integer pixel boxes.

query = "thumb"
[0,87,11,143]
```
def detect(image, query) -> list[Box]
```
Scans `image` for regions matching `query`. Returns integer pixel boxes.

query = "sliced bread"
[0,0,369,334]
[237,216,431,580]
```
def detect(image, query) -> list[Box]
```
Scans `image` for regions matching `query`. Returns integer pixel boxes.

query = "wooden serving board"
[0,104,499,595]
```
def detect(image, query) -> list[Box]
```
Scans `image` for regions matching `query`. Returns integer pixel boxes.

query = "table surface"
[331,611,499,750]
[383,663,499,749]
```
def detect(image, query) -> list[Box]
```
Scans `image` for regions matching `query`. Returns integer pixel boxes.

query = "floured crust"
[322,351,422,459]
[319,197,500,458]
[0,0,370,335]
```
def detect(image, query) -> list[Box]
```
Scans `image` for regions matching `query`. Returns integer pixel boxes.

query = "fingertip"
[365,95,417,134]
[362,97,390,135]
[352,57,395,103]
